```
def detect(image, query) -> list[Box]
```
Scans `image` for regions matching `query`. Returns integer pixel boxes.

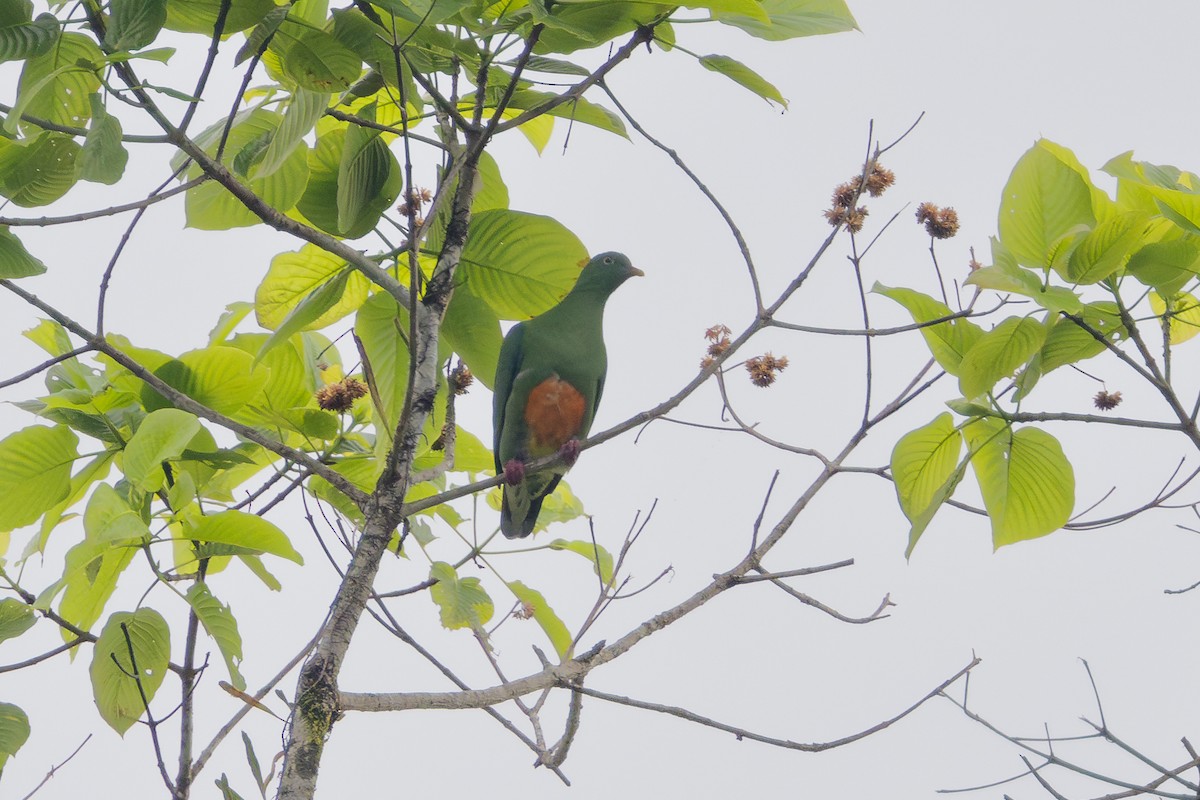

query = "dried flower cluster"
[824,163,894,234]
[316,377,368,412]
[746,352,789,387]
[397,186,433,226]
[915,202,960,239]
[513,602,536,620]
[1093,389,1122,411]
[701,324,732,369]
[449,361,474,395]
[431,422,452,451]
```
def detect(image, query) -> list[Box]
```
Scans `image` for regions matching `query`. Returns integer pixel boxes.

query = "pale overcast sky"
[4,2,1200,798]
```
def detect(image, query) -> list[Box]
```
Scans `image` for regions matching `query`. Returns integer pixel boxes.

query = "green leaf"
[548,538,614,584]
[216,774,249,800]
[13,32,102,133]
[530,1,665,54]
[0,424,77,531]
[296,125,402,238]
[714,0,857,41]
[255,244,371,331]
[256,269,352,364]
[1150,291,1200,345]
[84,483,151,543]
[139,345,270,417]
[235,4,289,64]
[499,90,627,138]
[890,412,962,554]
[259,89,328,178]
[873,283,984,375]
[188,510,304,564]
[0,598,36,643]
[106,0,167,51]
[0,225,46,277]
[507,580,571,659]
[458,210,587,320]
[1015,303,1124,400]
[442,282,502,389]
[165,0,275,34]
[354,292,409,430]
[0,133,81,207]
[122,409,202,493]
[998,139,1097,269]
[185,583,246,690]
[276,26,361,91]
[965,237,1082,314]
[337,115,391,232]
[184,110,310,230]
[1125,234,1200,296]
[79,94,128,185]
[699,55,786,108]
[966,419,1074,548]
[429,561,493,629]
[0,702,30,775]
[90,608,171,735]
[0,10,58,63]
[1062,212,1148,284]
[957,317,1047,399]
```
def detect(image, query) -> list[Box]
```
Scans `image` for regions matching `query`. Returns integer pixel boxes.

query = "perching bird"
[492,251,643,538]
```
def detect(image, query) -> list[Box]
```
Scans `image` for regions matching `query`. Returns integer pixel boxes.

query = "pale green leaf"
[429,562,493,629]
[998,139,1097,269]
[714,0,857,41]
[84,483,151,543]
[296,125,401,238]
[507,580,571,659]
[258,89,327,178]
[890,412,962,532]
[1062,212,1149,284]
[958,317,1047,399]
[1150,291,1200,345]
[122,409,202,492]
[0,598,36,643]
[90,608,170,735]
[699,55,786,108]
[255,244,371,330]
[255,269,352,364]
[873,283,984,375]
[337,116,390,232]
[185,583,246,690]
[165,0,274,34]
[188,510,303,564]
[549,539,614,584]
[276,26,361,91]
[966,419,1074,548]
[0,424,77,531]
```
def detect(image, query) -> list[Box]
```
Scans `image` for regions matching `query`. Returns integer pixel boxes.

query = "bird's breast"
[524,376,586,455]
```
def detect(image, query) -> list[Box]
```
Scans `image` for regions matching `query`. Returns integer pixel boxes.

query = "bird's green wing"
[492,321,526,474]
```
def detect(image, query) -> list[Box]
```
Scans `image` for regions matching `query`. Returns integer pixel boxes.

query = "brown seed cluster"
[745,352,789,387]
[701,324,732,369]
[824,163,894,234]
[449,361,474,395]
[1093,390,1122,411]
[316,377,368,413]
[915,202,960,239]
[513,602,536,620]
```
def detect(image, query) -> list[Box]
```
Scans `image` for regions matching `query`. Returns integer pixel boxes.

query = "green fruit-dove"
[493,252,643,538]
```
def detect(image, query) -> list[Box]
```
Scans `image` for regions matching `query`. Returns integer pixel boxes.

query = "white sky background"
[4,1,1200,798]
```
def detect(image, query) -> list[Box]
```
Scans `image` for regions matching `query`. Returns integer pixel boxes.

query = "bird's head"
[575,251,644,295]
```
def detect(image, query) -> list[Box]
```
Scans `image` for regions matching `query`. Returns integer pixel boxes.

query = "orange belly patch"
[524,377,586,454]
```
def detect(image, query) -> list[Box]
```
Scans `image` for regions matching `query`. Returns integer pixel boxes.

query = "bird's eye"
[603,257,613,264]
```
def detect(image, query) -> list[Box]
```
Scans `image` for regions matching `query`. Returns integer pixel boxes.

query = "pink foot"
[558,438,582,467]
[503,459,526,486]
